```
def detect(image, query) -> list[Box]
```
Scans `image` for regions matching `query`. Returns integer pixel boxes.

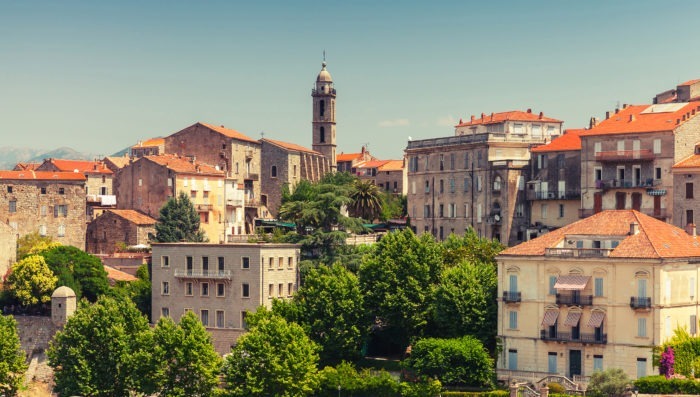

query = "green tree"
[441,228,504,267]
[280,264,366,365]
[48,296,153,397]
[155,192,207,242]
[222,308,320,397]
[6,255,57,307]
[109,264,152,318]
[402,336,493,388]
[16,231,60,260]
[587,368,631,397]
[359,229,443,352]
[431,260,498,352]
[379,192,407,222]
[150,312,222,397]
[41,246,109,302]
[349,179,382,221]
[0,314,28,396]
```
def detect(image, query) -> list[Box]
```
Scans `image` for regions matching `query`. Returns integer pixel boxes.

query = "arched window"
[493,175,502,191]
[320,126,325,143]
[320,100,325,117]
[271,166,277,178]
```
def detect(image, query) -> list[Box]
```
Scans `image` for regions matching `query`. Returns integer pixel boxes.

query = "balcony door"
[632,192,642,211]
[569,350,582,377]
[594,193,602,214]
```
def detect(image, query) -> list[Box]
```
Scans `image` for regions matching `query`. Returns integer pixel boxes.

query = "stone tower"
[51,286,76,327]
[312,61,337,171]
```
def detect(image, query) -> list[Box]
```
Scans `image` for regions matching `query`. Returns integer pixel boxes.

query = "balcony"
[486,214,502,225]
[245,198,260,208]
[311,87,337,96]
[540,329,607,344]
[226,198,244,207]
[245,173,259,181]
[503,291,522,303]
[526,190,581,201]
[556,293,593,306]
[545,248,613,258]
[630,296,652,309]
[174,269,232,280]
[596,179,660,190]
[196,203,213,212]
[595,149,655,162]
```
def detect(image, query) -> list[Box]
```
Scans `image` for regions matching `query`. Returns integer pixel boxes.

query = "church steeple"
[312,61,337,171]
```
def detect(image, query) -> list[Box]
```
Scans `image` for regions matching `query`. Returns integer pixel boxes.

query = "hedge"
[634,375,700,395]
[442,391,509,397]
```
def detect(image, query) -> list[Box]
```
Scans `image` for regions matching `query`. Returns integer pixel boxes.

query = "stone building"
[0,170,87,249]
[405,109,563,244]
[260,138,329,217]
[497,210,700,381]
[36,158,114,197]
[336,147,376,173]
[671,147,700,233]
[526,129,584,239]
[163,122,262,232]
[356,159,407,195]
[312,61,337,171]
[579,102,700,222]
[103,156,130,173]
[151,242,300,354]
[131,137,165,158]
[0,221,17,277]
[86,209,156,254]
[113,154,229,242]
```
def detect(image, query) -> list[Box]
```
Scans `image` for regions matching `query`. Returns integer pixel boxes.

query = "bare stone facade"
[0,171,86,249]
[36,158,114,196]
[0,221,17,277]
[86,209,156,254]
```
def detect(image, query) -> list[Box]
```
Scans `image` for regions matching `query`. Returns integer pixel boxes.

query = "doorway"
[569,350,582,377]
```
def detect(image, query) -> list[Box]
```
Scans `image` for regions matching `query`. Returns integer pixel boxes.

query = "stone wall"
[0,221,17,277]
[86,211,155,254]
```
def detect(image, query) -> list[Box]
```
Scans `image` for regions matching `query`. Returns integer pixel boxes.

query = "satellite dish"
[494,214,501,222]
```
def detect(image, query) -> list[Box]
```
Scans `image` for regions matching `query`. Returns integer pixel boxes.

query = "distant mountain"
[0,146,102,170]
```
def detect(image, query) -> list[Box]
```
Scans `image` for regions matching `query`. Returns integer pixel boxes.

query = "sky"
[1,1,700,160]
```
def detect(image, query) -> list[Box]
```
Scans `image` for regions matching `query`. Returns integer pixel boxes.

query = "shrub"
[546,382,566,394]
[587,368,630,397]
[635,375,700,394]
[442,391,508,397]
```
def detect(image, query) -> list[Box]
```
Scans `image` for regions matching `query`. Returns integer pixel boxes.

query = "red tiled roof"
[378,160,404,172]
[104,265,138,282]
[0,171,86,181]
[262,138,320,154]
[13,162,41,171]
[132,137,164,148]
[673,154,700,169]
[198,122,258,143]
[679,79,700,87]
[143,154,224,176]
[500,210,700,259]
[357,160,389,169]
[43,159,113,175]
[531,129,584,153]
[107,210,157,225]
[580,103,700,136]
[337,153,363,162]
[456,110,562,127]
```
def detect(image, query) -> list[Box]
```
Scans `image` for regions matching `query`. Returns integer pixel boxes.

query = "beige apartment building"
[151,242,300,353]
[497,210,700,382]
[405,110,563,244]
[0,170,87,249]
[526,130,583,239]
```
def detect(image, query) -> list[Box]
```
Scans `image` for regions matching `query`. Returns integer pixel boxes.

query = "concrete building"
[312,61,337,171]
[671,148,700,233]
[356,159,407,196]
[579,102,700,222]
[405,109,563,244]
[151,242,300,353]
[259,138,329,217]
[113,154,232,242]
[526,130,584,239]
[163,122,262,232]
[86,209,156,254]
[0,221,17,277]
[497,210,700,382]
[131,138,165,158]
[0,170,87,249]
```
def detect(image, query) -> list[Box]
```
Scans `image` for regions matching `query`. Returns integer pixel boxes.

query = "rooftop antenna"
[260,131,265,139]
[323,50,326,62]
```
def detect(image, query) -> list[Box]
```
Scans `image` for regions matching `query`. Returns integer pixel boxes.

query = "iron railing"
[503,291,522,303]
[630,296,652,309]
[540,329,607,344]
[556,293,593,306]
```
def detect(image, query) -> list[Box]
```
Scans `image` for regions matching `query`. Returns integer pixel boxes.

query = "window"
[39,225,47,236]
[161,307,170,318]
[508,311,518,329]
[449,178,455,193]
[268,283,274,298]
[288,282,293,296]
[449,153,455,169]
[438,204,444,218]
[278,283,283,297]
[508,349,518,370]
[54,205,68,217]
[464,204,469,218]
[687,183,694,199]
[6,186,12,193]
[241,311,248,329]
[217,283,225,297]
[319,126,325,143]
[242,283,250,298]
[655,167,662,180]
[201,282,209,296]
[41,187,46,194]
[493,176,502,192]
[424,205,431,218]
[532,124,542,137]
[558,204,564,218]
[515,203,524,217]
[424,155,429,171]
[439,179,444,193]
[513,123,524,134]
[278,257,283,269]
[200,310,209,327]
[319,99,325,117]
[40,205,47,216]
[288,257,293,268]
[547,125,556,135]
[58,224,65,237]
[424,180,430,193]
[548,352,557,374]
[161,282,169,295]
[687,210,694,225]
[449,203,457,218]
[595,277,604,297]
[216,310,224,328]
[58,187,65,195]
[549,276,557,295]
[594,167,602,182]
[477,204,482,222]
[637,318,647,337]
[593,355,603,372]
[637,358,647,379]
[202,257,209,275]
[464,153,470,169]
[186,256,193,274]
[541,204,548,219]
[653,139,661,154]
[161,256,169,267]
[691,315,697,335]
[185,282,193,296]
[271,165,277,178]
[439,154,444,170]
[269,257,274,269]
[191,190,196,199]
[463,177,470,192]
[218,257,224,275]
[242,257,250,269]
[594,142,602,154]
[9,200,17,213]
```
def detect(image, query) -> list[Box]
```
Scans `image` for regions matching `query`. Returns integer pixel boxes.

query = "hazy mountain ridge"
[0,146,104,170]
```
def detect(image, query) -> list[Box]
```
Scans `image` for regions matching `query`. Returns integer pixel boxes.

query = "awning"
[554,275,591,290]
[563,311,582,327]
[541,310,559,327]
[587,311,606,328]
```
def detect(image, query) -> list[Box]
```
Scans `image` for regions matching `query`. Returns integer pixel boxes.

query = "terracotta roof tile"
[143,154,224,176]
[357,160,389,169]
[337,153,363,162]
[378,160,404,172]
[13,162,41,171]
[580,103,700,136]
[198,122,258,143]
[132,137,164,148]
[104,265,138,282]
[679,79,700,87]
[673,154,700,169]
[531,129,584,153]
[107,210,157,225]
[262,138,320,154]
[456,110,562,127]
[500,210,700,259]
[42,159,113,175]
[0,171,86,181]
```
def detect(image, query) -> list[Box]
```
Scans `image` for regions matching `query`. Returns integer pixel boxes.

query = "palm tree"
[349,179,382,222]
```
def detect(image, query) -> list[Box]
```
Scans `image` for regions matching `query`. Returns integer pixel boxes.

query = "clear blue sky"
[1,1,699,159]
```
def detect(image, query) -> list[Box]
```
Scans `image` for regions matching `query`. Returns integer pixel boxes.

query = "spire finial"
[322,50,327,68]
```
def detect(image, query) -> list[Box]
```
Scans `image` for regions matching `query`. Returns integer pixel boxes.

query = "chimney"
[471,115,475,122]
[490,112,494,120]
[629,222,640,235]
[459,118,463,124]
[481,113,485,121]
[190,155,196,164]
[623,103,628,109]
[686,223,697,237]
[589,117,598,129]
[527,108,532,113]
[629,114,635,122]
[605,111,611,120]
[615,108,620,114]
[538,111,544,119]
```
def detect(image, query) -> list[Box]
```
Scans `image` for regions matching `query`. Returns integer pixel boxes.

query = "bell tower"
[312,61,337,171]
